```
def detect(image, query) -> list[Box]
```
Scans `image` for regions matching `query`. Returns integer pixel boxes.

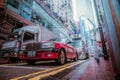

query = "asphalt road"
[0,59,89,80]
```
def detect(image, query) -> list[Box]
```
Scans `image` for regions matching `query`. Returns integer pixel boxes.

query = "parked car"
[0,26,57,63]
[71,37,89,60]
[0,34,20,63]
[80,46,89,60]
[19,38,78,65]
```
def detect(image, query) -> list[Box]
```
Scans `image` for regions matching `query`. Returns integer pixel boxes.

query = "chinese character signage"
[20,5,32,21]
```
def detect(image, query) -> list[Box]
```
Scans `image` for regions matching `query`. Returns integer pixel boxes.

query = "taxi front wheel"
[26,60,36,65]
[57,49,66,65]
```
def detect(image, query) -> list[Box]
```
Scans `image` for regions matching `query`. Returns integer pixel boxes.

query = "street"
[0,59,89,80]
[0,0,119,79]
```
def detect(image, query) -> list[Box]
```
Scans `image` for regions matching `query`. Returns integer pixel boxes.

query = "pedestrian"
[94,53,100,63]
[94,46,101,63]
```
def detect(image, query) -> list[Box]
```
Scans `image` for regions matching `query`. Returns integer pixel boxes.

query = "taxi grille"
[26,43,41,51]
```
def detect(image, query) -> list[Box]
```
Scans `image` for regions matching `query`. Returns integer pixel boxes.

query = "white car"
[72,38,89,60]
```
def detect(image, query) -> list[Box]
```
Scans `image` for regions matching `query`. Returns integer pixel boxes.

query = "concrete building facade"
[42,0,75,36]
[93,0,120,78]
[0,0,70,43]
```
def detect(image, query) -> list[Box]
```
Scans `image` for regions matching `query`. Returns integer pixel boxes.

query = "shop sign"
[0,0,4,8]
[20,5,32,21]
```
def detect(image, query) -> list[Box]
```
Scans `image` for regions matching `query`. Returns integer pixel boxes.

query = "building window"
[47,23,53,31]
[24,0,33,5]
[118,0,120,5]
[7,0,20,9]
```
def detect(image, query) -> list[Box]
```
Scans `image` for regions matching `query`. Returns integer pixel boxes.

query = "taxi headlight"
[41,42,55,48]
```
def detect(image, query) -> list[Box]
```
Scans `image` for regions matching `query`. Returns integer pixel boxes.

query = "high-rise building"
[43,0,73,22]
[42,0,75,36]
[0,0,34,40]
[92,0,120,78]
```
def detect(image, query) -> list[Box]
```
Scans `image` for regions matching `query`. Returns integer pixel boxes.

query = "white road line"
[0,63,27,66]
[1,60,55,66]
[0,65,48,70]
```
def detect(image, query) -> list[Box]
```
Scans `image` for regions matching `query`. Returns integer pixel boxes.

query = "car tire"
[26,60,36,65]
[10,57,20,63]
[85,53,89,59]
[6,58,10,63]
[57,49,66,65]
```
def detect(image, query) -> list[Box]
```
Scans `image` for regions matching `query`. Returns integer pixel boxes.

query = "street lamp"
[98,24,109,60]
[93,0,109,60]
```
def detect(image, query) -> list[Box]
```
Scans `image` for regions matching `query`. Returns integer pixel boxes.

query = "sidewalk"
[79,57,115,80]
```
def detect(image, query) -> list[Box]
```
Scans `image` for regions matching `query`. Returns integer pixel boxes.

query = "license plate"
[28,51,36,57]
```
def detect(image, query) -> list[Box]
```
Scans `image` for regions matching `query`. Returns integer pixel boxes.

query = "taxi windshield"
[48,38,67,43]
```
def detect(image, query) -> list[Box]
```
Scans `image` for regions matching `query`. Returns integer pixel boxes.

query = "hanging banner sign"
[0,0,4,8]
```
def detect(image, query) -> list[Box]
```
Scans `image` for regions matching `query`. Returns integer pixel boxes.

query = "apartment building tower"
[42,0,75,35]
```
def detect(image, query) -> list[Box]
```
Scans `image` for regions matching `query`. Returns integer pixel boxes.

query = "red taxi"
[19,38,78,65]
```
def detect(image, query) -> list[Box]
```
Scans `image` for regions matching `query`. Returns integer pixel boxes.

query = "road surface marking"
[10,60,85,80]
[0,63,27,66]
[1,60,55,66]
[0,65,48,70]
[29,61,84,80]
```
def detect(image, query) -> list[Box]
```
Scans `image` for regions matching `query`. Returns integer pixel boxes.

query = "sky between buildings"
[72,0,94,23]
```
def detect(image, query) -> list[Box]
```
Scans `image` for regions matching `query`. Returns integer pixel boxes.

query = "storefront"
[0,0,5,8]
[0,8,35,40]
